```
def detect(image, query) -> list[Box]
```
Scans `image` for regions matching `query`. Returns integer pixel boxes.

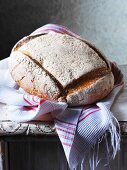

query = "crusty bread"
[9,32,114,106]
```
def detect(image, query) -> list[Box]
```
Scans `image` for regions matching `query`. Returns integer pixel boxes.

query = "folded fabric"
[101,65,127,121]
[0,24,124,169]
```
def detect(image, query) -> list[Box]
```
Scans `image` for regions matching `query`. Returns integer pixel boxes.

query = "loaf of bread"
[8,32,114,106]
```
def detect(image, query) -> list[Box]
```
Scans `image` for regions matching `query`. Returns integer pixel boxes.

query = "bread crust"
[9,51,61,100]
[9,33,114,106]
[63,72,114,106]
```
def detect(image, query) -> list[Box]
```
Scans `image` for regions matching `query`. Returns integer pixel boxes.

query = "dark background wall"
[0,0,127,64]
[0,0,65,59]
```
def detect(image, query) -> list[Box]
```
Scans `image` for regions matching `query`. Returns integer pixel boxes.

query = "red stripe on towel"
[61,142,72,147]
[23,95,34,106]
[40,99,45,104]
[59,134,74,141]
[56,127,75,135]
[32,96,39,104]
[55,118,77,126]
[55,122,76,131]
[79,109,100,123]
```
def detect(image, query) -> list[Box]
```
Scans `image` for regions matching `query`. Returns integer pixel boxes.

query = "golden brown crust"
[9,32,114,106]
[64,72,114,106]
[9,51,61,100]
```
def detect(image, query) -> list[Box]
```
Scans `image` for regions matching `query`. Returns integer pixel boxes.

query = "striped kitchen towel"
[0,24,124,169]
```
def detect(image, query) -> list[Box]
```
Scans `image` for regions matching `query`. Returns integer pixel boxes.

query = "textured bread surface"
[9,32,114,106]
[65,72,114,105]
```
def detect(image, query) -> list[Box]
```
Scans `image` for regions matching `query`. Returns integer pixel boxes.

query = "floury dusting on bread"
[8,27,114,106]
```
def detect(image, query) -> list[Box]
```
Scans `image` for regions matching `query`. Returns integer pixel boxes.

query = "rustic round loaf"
[8,32,114,106]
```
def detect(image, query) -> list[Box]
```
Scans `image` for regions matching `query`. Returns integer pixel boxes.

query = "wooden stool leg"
[0,140,9,170]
